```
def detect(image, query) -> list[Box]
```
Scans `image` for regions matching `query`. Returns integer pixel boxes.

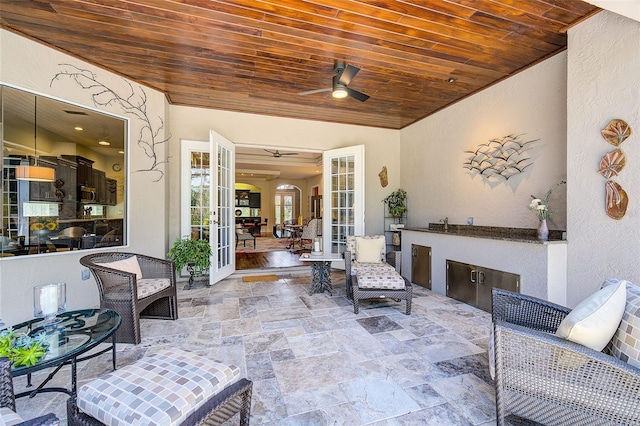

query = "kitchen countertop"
[405,223,566,244]
[58,218,123,223]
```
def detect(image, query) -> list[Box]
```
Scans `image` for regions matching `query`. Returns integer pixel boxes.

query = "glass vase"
[537,219,549,241]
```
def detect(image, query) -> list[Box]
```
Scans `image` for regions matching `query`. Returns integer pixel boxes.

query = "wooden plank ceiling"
[0,0,598,129]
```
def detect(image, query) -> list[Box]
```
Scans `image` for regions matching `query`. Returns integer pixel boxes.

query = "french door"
[322,145,365,254]
[180,131,235,285]
[209,130,235,282]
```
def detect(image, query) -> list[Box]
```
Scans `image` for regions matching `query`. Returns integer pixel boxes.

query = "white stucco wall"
[0,30,168,324]
[566,11,640,306]
[168,106,401,242]
[400,53,568,232]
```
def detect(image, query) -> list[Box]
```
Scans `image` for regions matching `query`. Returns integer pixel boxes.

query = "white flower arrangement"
[528,180,566,221]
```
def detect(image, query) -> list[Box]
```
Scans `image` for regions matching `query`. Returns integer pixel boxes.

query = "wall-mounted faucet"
[441,217,449,231]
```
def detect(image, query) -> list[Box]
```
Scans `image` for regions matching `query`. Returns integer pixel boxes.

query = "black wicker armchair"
[1,358,59,425]
[492,288,640,425]
[80,252,178,344]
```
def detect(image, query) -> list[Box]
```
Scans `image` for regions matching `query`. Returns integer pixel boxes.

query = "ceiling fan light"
[331,87,349,99]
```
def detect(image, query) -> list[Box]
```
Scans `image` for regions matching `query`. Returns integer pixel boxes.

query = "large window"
[1,86,127,257]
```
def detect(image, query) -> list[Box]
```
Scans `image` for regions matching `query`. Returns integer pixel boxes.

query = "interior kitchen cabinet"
[106,178,117,206]
[249,192,261,208]
[92,169,107,204]
[64,155,94,187]
[446,260,519,312]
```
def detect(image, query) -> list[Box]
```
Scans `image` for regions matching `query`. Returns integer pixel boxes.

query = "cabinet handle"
[478,271,485,284]
[470,269,476,283]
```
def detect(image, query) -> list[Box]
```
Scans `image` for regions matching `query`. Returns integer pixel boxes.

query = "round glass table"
[9,308,121,398]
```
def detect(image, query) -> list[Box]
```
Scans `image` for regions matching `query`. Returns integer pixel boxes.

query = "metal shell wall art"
[601,119,632,146]
[463,134,538,181]
[598,149,627,179]
[605,181,628,220]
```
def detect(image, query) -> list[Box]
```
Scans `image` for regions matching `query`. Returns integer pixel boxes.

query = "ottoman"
[67,349,252,426]
[352,273,412,315]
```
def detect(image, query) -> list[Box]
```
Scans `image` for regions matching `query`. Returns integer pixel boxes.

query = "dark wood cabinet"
[28,157,58,202]
[106,178,117,205]
[249,192,261,208]
[63,155,93,187]
[92,169,106,203]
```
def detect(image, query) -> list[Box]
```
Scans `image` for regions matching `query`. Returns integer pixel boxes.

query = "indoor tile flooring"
[13,271,496,425]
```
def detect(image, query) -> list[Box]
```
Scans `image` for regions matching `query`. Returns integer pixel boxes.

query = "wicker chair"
[492,288,640,425]
[80,252,178,344]
[1,358,59,426]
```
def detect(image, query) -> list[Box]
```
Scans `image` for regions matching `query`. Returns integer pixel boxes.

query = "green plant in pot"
[168,236,212,276]
[0,327,50,367]
[383,188,407,219]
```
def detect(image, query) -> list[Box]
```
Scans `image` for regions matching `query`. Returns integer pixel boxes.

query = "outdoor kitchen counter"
[405,223,566,244]
[401,226,567,306]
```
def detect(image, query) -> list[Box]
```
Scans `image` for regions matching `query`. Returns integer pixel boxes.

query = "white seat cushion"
[556,280,626,351]
[77,349,241,426]
[137,278,171,299]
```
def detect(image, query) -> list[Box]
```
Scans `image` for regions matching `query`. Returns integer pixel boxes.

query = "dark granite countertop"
[404,223,567,244]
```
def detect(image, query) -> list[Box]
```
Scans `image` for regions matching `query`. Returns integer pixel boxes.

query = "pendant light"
[15,96,55,182]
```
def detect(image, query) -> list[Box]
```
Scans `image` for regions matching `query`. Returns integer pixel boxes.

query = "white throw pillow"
[355,236,384,263]
[556,281,626,351]
[97,255,143,280]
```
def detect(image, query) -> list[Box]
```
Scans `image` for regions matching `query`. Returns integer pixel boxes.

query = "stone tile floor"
[13,271,496,425]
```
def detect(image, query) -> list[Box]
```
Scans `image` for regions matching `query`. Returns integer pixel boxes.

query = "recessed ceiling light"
[74,126,83,131]
[98,141,111,146]
[446,77,458,83]
[118,150,125,154]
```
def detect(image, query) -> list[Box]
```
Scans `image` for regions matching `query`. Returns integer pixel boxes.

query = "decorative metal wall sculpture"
[51,64,170,181]
[601,119,632,146]
[463,134,538,181]
[599,119,631,220]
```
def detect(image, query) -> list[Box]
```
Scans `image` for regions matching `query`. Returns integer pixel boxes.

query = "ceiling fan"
[298,62,370,102]
[264,149,298,158]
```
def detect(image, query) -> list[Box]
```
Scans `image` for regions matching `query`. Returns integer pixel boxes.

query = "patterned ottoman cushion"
[357,272,406,290]
[352,261,396,277]
[602,278,640,368]
[136,278,171,299]
[77,349,240,426]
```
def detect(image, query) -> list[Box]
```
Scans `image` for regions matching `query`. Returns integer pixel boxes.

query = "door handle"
[470,269,476,283]
[478,271,485,284]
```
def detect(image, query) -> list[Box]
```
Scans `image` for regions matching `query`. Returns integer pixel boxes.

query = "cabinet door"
[446,260,477,306]
[411,245,431,289]
[106,178,117,205]
[249,192,261,208]
[29,158,56,201]
[476,267,520,312]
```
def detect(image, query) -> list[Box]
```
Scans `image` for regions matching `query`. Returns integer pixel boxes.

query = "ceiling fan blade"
[298,88,331,96]
[346,87,370,102]
[278,152,298,156]
[338,64,360,86]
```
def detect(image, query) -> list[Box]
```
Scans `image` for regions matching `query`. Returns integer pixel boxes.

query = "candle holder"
[311,236,323,256]
[33,283,66,329]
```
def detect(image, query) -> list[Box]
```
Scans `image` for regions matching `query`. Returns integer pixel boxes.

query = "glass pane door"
[322,145,365,254]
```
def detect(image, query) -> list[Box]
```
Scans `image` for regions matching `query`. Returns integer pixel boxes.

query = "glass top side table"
[9,308,121,398]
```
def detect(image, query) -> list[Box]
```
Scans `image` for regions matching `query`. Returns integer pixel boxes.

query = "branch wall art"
[51,64,170,182]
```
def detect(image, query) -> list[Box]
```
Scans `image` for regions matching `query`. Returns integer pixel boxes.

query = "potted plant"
[167,236,212,275]
[383,188,407,219]
[0,327,49,367]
